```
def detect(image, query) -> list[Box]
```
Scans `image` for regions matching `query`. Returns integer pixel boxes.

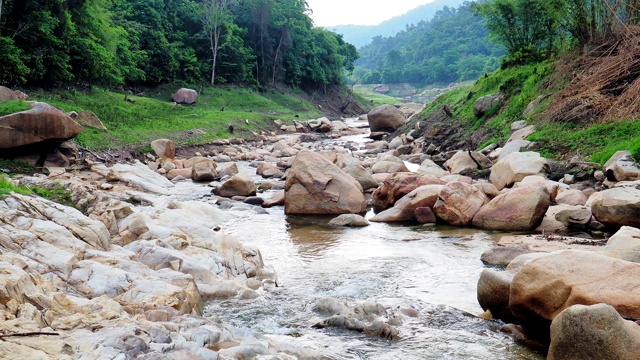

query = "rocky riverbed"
[2,101,640,359]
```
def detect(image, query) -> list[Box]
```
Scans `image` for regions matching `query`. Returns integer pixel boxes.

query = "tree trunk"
[211,27,220,85]
[272,31,283,86]
[0,0,3,28]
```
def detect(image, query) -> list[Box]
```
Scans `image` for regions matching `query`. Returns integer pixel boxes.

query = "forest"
[0,0,358,90]
[352,1,505,86]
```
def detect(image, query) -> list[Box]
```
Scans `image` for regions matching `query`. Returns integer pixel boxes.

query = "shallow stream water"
[196,123,544,359]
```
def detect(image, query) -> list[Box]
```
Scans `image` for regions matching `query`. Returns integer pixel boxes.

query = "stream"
[193,122,546,359]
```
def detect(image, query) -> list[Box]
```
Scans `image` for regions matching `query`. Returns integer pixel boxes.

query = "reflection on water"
[208,206,544,360]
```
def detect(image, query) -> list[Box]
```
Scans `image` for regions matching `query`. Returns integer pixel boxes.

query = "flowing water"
[198,124,544,359]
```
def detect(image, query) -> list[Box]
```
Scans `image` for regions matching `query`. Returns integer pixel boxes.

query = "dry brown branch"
[543,26,640,124]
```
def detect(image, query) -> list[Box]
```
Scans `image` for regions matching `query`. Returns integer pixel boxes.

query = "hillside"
[352,2,504,86]
[401,25,640,166]
[326,0,467,48]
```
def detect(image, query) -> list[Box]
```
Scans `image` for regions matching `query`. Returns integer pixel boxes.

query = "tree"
[202,0,233,85]
[473,0,560,64]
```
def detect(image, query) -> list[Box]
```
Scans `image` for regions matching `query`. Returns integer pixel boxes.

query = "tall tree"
[202,0,233,85]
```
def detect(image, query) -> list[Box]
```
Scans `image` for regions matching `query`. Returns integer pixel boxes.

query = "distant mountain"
[351,2,505,86]
[326,0,468,48]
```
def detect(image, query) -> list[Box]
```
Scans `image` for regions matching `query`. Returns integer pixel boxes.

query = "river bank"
[2,101,640,358]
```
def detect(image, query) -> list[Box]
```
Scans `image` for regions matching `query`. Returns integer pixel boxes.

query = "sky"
[305,0,436,27]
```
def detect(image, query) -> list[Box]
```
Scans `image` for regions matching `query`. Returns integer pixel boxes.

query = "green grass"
[29,86,324,150]
[529,120,640,164]
[413,60,640,164]
[421,63,550,133]
[0,174,31,197]
[0,173,75,207]
[353,85,402,106]
[0,100,31,117]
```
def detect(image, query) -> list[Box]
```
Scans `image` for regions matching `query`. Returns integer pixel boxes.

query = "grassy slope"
[28,86,324,151]
[0,100,32,116]
[353,85,402,106]
[415,62,640,164]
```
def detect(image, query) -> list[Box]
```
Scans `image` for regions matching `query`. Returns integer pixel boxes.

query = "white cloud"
[306,0,436,27]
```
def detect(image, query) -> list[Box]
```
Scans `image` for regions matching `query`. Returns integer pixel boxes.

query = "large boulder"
[477,269,516,323]
[498,140,531,161]
[509,250,640,332]
[217,173,256,197]
[590,187,640,228]
[548,303,640,360]
[472,186,550,231]
[256,162,283,178]
[416,159,448,177]
[367,104,406,132]
[605,226,640,263]
[68,110,108,132]
[555,189,588,206]
[604,150,640,182]
[370,184,443,222]
[444,151,492,174]
[0,86,28,101]
[433,181,487,226]
[0,102,83,149]
[191,161,218,182]
[490,152,549,190]
[342,164,379,190]
[285,149,366,215]
[371,173,445,213]
[474,93,504,117]
[371,160,410,174]
[150,139,176,160]
[172,88,198,104]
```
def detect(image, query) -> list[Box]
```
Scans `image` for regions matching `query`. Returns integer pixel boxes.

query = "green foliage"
[30,183,74,207]
[529,120,640,164]
[354,3,504,86]
[415,61,549,140]
[0,100,31,116]
[32,86,323,150]
[0,37,30,84]
[0,0,356,90]
[0,174,31,198]
[473,0,560,65]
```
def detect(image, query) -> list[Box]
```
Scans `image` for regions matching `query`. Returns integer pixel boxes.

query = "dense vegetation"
[411,0,640,163]
[352,1,505,86]
[0,0,357,90]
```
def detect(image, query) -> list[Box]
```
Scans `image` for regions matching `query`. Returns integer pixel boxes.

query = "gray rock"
[328,214,370,227]
[548,303,640,360]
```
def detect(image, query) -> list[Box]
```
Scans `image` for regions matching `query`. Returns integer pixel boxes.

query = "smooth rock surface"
[510,250,640,331]
[473,186,550,231]
[285,149,366,215]
[0,102,83,149]
[367,104,406,132]
[548,303,640,360]
[490,152,548,190]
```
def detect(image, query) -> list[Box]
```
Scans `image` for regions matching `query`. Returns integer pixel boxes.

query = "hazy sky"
[306,0,436,27]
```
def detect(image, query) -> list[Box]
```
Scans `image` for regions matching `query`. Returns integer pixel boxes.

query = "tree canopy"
[474,0,640,65]
[0,0,357,90]
[352,2,505,86]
